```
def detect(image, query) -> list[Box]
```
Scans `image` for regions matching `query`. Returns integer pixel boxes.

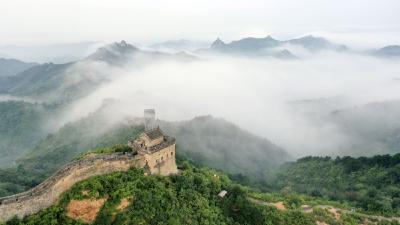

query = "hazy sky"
[1,0,400,46]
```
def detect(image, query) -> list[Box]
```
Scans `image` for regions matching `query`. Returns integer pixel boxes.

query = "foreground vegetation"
[3,162,399,225]
[271,154,400,216]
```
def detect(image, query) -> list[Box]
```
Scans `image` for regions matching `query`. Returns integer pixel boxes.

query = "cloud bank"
[53,51,400,157]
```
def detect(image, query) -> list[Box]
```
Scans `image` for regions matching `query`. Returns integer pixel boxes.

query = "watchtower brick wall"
[128,128,178,176]
[138,140,178,176]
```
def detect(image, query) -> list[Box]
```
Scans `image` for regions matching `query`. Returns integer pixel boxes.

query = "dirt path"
[247,197,400,223]
[314,205,400,223]
[247,198,285,209]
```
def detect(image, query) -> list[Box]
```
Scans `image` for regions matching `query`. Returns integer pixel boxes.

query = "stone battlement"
[137,136,175,154]
[0,153,140,222]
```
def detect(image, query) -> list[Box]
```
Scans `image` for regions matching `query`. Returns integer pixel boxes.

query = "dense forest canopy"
[270,154,400,215]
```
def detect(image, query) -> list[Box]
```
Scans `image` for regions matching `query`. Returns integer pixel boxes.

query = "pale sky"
[1,0,400,45]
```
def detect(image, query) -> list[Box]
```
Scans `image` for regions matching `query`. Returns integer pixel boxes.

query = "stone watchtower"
[128,109,178,175]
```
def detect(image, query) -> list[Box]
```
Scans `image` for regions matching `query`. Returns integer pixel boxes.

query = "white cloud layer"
[57,53,400,157]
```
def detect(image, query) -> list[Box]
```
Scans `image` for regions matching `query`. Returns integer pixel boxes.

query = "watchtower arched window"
[161,156,164,161]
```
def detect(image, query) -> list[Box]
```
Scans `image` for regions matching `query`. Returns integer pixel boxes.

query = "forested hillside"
[6,163,397,225]
[0,58,36,77]
[0,112,290,197]
[272,155,400,215]
[0,101,59,166]
[0,42,196,103]
[162,116,289,182]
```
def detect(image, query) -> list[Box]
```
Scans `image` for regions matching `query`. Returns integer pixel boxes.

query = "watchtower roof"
[144,127,163,140]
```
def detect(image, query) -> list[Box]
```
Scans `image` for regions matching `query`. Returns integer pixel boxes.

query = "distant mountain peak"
[301,34,317,39]
[87,40,139,63]
[274,49,297,59]
[288,35,347,51]
[291,35,328,43]
[205,34,350,57]
[210,36,281,54]
[107,40,138,52]
[211,38,225,49]
[119,40,128,47]
[373,45,400,58]
[264,35,275,40]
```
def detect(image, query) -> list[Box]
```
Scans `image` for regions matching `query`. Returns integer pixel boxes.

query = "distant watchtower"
[144,109,157,131]
[128,109,178,175]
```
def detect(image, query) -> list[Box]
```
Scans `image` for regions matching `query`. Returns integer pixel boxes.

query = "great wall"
[0,153,139,221]
[0,109,179,222]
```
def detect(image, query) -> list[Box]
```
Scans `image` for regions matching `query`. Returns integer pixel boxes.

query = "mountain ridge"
[0,58,37,77]
[0,41,196,102]
[372,45,400,58]
[207,35,348,57]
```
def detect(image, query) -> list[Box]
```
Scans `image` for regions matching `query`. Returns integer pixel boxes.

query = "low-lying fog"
[58,51,400,157]
[0,95,38,103]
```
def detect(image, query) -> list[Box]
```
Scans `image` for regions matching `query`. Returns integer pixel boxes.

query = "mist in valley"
[43,48,400,158]
[2,1,400,221]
